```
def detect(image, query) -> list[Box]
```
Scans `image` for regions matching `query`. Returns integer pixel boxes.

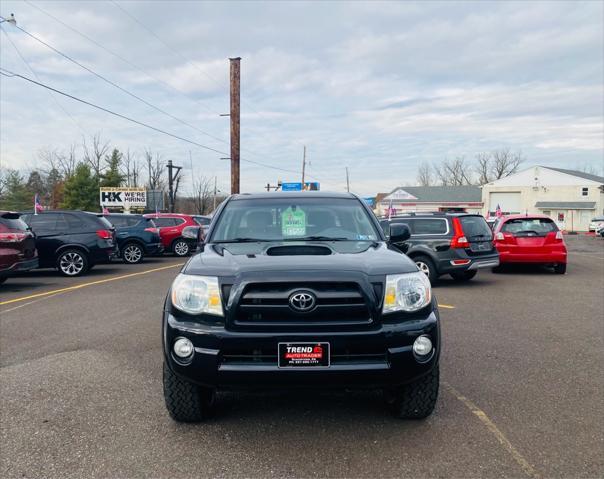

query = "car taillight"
[555,231,564,241]
[96,229,112,240]
[144,227,160,234]
[495,232,505,241]
[450,217,469,248]
[0,232,28,242]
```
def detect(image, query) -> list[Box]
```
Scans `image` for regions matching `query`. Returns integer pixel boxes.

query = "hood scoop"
[266,245,332,256]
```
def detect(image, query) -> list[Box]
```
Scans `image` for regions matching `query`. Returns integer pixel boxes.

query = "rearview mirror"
[389,223,411,243]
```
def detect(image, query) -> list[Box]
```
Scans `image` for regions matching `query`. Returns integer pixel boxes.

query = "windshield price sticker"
[282,207,306,237]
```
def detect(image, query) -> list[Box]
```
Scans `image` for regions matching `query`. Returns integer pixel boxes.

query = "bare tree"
[144,149,165,191]
[38,145,77,179]
[191,174,213,214]
[123,149,142,187]
[417,163,434,186]
[434,157,474,186]
[491,148,523,180]
[82,133,110,177]
[475,152,491,185]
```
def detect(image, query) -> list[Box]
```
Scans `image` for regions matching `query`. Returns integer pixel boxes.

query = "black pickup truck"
[163,192,440,421]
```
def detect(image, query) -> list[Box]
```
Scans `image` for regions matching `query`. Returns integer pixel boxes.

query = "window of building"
[582,187,588,196]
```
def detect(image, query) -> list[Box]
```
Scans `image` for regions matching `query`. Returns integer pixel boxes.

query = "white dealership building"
[481,166,604,232]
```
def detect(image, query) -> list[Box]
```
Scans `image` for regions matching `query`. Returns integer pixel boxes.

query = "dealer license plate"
[278,342,330,368]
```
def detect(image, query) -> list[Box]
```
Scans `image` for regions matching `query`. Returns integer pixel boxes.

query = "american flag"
[34,194,43,214]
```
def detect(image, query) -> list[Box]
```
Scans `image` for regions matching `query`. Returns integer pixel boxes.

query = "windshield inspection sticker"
[282,207,306,236]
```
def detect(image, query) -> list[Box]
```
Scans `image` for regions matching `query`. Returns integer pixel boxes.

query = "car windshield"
[502,218,558,236]
[210,197,379,242]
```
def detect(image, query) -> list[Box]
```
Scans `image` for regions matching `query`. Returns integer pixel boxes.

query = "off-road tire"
[554,263,567,274]
[172,239,190,257]
[56,249,89,277]
[450,270,477,282]
[414,255,438,284]
[385,366,439,419]
[163,362,214,422]
[122,242,144,264]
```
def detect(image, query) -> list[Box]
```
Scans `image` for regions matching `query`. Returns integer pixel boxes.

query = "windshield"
[502,218,558,236]
[211,197,379,242]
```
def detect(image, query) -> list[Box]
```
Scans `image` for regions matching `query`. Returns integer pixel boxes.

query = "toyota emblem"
[289,291,316,312]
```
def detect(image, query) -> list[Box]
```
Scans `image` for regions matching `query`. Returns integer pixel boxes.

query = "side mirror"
[389,223,410,243]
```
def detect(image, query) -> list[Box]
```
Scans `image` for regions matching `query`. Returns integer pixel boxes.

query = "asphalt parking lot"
[1,236,603,478]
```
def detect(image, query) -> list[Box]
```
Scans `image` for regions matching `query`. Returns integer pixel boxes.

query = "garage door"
[489,192,521,214]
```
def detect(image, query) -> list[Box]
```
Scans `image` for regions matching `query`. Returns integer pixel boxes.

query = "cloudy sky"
[0,0,602,195]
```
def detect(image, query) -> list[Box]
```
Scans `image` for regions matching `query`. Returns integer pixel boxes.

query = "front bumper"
[164,308,440,390]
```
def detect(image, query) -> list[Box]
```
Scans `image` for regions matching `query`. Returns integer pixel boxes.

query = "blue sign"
[280,182,320,191]
[362,197,375,207]
[281,182,302,191]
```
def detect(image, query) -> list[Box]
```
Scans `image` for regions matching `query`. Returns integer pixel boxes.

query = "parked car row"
[381,212,568,282]
[0,210,208,283]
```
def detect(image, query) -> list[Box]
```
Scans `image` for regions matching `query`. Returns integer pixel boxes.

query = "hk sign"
[100,187,147,207]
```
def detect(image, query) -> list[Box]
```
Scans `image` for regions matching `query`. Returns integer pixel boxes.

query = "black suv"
[104,214,163,264]
[381,213,499,283]
[21,210,116,276]
[163,192,440,421]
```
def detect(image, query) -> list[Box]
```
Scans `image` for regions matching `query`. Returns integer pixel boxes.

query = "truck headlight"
[383,272,431,313]
[171,274,223,316]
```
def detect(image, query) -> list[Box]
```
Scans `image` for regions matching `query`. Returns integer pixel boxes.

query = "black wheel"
[450,270,477,282]
[172,239,190,257]
[163,362,214,422]
[385,366,439,419]
[413,255,438,283]
[56,249,89,277]
[554,263,567,274]
[122,242,144,264]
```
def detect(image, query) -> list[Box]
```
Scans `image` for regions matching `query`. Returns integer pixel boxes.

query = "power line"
[109,1,275,130]
[0,68,316,178]
[12,6,295,170]
[0,25,87,136]
[23,0,221,117]
[0,14,228,147]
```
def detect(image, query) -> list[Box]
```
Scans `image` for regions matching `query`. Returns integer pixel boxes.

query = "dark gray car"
[381,213,499,283]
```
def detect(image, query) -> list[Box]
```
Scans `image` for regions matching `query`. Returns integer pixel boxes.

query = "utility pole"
[167,160,182,213]
[230,57,241,194]
[346,166,350,192]
[213,176,217,211]
[301,145,306,189]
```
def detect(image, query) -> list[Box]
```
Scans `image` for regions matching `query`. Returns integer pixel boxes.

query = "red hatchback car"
[0,211,39,284]
[492,214,567,274]
[143,213,198,257]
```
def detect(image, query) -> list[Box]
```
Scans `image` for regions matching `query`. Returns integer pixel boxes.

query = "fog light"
[413,335,433,356]
[173,337,194,358]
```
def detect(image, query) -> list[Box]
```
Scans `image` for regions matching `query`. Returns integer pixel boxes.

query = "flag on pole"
[495,204,502,218]
[102,207,109,215]
[34,194,43,214]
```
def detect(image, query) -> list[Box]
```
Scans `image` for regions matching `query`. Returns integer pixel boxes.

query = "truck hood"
[183,241,417,277]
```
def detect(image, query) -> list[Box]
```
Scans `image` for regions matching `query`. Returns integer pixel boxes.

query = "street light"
[0,14,16,25]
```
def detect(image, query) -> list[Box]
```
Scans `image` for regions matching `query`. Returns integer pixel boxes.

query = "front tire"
[122,242,144,264]
[163,362,214,422]
[57,249,89,276]
[172,239,190,257]
[385,366,439,419]
[414,255,438,284]
[450,270,477,282]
